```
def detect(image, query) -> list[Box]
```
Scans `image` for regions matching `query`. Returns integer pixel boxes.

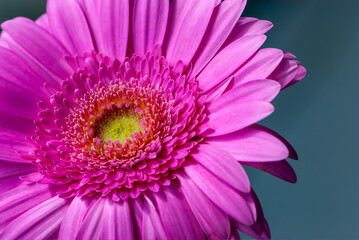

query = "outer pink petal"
[1,196,68,240]
[190,144,250,193]
[243,160,297,183]
[223,17,273,48]
[197,35,266,92]
[191,0,246,77]
[0,128,34,163]
[204,101,274,137]
[35,14,51,32]
[1,17,73,86]
[133,0,169,56]
[58,197,92,240]
[208,80,281,112]
[155,183,205,240]
[177,171,231,239]
[142,196,168,240]
[206,126,289,162]
[0,47,49,98]
[232,48,284,87]
[0,184,53,230]
[164,0,216,66]
[0,111,34,135]
[101,198,134,240]
[98,0,129,60]
[75,198,105,240]
[0,161,36,183]
[182,161,255,225]
[47,0,94,55]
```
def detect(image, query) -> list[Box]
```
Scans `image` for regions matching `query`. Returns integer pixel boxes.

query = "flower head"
[0,0,306,239]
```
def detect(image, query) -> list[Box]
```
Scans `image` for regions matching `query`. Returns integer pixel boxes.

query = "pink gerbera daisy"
[0,0,306,239]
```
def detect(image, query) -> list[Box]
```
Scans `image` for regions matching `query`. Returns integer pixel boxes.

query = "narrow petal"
[58,197,92,240]
[206,126,289,162]
[177,172,231,239]
[0,47,49,98]
[75,198,105,240]
[243,160,297,183]
[223,17,273,48]
[164,0,216,66]
[0,184,53,229]
[191,0,246,76]
[232,48,284,87]
[182,161,255,225]
[1,196,68,240]
[235,189,271,239]
[133,0,169,56]
[47,0,94,55]
[1,17,73,85]
[269,58,299,89]
[204,101,274,137]
[155,183,205,240]
[0,111,35,135]
[142,196,168,240]
[101,199,134,240]
[197,35,266,92]
[0,161,36,181]
[0,79,41,120]
[190,144,250,192]
[98,0,129,60]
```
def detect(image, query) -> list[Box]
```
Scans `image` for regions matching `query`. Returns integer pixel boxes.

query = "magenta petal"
[47,0,94,55]
[0,111,34,136]
[75,198,105,240]
[243,160,297,183]
[269,58,299,89]
[191,0,246,76]
[58,197,91,240]
[1,17,72,85]
[205,101,274,137]
[190,144,250,193]
[0,184,52,229]
[232,48,284,87]
[101,199,134,240]
[1,196,68,240]
[142,196,168,240]
[0,161,36,181]
[155,183,205,240]
[35,14,51,32]
[98,0,129,60]
[164,0,216,66]
[177,172,231,239]
[224,17,273,48]
[133,0,169,56]
[182,161,255,225]
[207,126,289,162]
[197,35,266,92]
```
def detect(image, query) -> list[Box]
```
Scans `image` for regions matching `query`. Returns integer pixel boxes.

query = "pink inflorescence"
[24,48,208,200]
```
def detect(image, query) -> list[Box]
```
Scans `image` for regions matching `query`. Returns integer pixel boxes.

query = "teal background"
[0,0,358,239]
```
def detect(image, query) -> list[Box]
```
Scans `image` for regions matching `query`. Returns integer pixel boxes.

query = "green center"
[95,110,142,144]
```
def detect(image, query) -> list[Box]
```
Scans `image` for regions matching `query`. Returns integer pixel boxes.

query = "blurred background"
[0,0,358,239]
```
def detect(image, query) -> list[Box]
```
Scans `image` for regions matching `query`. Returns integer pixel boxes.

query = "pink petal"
[1,17,72,85]
[205,76,233,102]
[223,17,273,48]
[155,183,205,240]
[101,199,134,240]
[0,161,36,181]
[243,160,297,183]
[75,198,105,240]
[133,0,169,56]
[206,126,289,162]
[269,58,300,89]
[1,196,68,239]
[142,196,168,240]
[205,101,274,137]
[0,47,48,98]
[98,0,129,60]
[58,197,92,240]
[232,48,284,87]
[0,111,35,135]
[177,172,231,239]
[182,161,255,225]
[197,35,266,93]
[164,0,216,66]
[191,0,246,77]
[190,144,250,193]
[47,0,94,55]
[35,14,51,32]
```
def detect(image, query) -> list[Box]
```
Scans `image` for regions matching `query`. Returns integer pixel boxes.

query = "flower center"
[94,109,142,144]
